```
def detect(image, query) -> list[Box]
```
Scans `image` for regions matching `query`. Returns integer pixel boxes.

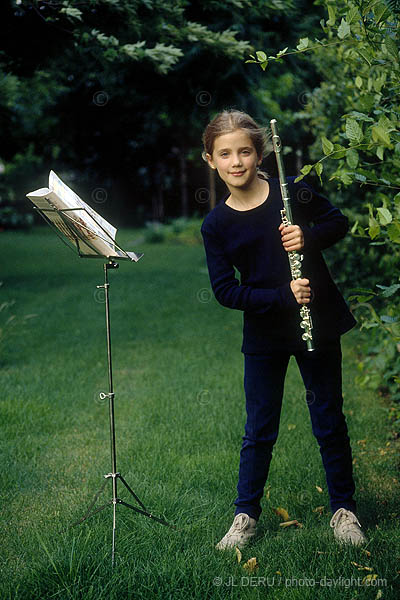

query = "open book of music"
[26,171,142,261]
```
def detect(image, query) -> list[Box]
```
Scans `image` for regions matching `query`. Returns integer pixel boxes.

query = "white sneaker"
[330,508,367,546]
[215,513,257,550]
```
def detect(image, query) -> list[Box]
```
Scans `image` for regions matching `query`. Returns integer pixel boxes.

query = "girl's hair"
[202,109,270,179]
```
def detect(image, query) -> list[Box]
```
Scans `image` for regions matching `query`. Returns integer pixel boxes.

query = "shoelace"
[330,508,361,530]
[231,514,249,532]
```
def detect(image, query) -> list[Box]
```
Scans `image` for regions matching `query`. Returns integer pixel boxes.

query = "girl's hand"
[279,224,304,252]
[290,278,311,304]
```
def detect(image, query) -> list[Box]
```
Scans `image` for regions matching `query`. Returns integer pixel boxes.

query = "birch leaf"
[345,118,363,143]
[273,507,290,521]
[351,561,373,571]
[376,207,392,225]
[362,573,378,584]
[371,125,391,147]
[235,547,242,563]
[337,18,351,39]
[279,519,303,528]
[243,557,259,572]
[322,136,334,155]
[256,51,267,62]
[313,506,325,514]
[296,38,310,51]
[368,217,380,239]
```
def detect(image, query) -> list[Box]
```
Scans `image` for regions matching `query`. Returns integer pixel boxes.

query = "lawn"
[0,228,399,599]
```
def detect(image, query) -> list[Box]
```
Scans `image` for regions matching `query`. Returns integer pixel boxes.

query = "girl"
[200,110,366,549]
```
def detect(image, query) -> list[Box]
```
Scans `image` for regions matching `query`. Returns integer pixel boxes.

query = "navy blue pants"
[234,340,356,520]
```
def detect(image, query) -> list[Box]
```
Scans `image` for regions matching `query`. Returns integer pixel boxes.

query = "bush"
[143,217,203,245]
[0,206,34,230]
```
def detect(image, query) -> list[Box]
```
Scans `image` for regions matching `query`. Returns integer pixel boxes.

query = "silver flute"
[270,118,314,351]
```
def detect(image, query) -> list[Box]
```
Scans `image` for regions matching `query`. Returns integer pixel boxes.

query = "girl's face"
[206,129,262,191]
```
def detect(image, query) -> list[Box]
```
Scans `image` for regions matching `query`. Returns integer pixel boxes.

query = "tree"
[1,0,323,225]
[252,0,400,425]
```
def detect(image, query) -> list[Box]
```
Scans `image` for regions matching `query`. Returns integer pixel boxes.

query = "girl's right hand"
[290,278,311,304]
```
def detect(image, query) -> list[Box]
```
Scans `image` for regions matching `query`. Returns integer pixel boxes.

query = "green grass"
[0,228,399,599]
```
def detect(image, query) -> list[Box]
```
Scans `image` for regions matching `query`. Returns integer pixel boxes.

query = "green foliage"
[253,0,400,428]
[2,0,311,226]
[29,0,256,75]
[0,60,67,228]
[144,217,203,244]
[0,205,33,229]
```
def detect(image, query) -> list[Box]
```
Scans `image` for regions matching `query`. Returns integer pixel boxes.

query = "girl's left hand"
[279,224,304,252]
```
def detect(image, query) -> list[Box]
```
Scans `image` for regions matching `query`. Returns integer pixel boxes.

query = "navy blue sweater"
[201,176,356,353]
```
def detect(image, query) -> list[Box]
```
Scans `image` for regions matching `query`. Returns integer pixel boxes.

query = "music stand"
[31,197,174,567]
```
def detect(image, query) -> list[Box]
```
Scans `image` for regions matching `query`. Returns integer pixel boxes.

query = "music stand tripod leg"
[72,260,173,568]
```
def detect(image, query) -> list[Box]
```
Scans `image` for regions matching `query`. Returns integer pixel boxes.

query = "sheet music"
[26,172,142,261]
[49,171,117,241]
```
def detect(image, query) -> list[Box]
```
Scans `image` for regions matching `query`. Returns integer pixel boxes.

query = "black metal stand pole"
[71,260,173,567]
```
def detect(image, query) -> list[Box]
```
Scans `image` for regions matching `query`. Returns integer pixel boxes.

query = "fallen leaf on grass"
[235,547,242,564]
[243,557,258,572]
[362,573,378,584]
[375,590,383,599]
[287,423,296,431]
[315,485,323,493]
[362,549,371,557]
[279,519,303,528]
[273,507,290,521]
[351,561,373,571]
[312,506,325,514]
